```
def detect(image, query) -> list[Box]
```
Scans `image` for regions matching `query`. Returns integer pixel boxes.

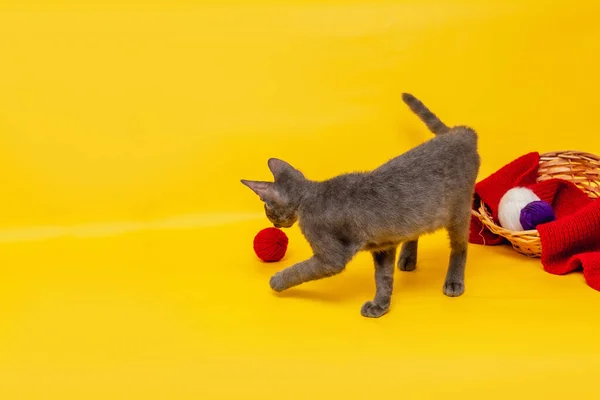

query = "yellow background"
[1,0,599,398]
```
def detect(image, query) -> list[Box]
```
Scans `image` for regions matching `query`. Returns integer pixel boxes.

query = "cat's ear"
[240,180,281,204]
[268,158,303,180]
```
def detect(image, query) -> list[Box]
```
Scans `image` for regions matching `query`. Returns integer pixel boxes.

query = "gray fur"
[402,92,450,135]
[241,93,480,318]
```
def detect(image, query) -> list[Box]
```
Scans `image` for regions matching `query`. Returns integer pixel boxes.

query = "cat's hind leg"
[361,247,397,318]
[443,205,471,297]
[397,239,418,271]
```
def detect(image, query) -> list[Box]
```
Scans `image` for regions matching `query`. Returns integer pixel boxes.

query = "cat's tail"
[402,93,450,135]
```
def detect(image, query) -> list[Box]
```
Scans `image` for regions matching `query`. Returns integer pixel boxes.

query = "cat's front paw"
[269,273,287,292]
[360,301,389,318]
[443,280,465,297]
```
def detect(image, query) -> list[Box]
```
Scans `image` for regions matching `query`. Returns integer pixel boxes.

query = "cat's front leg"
[361,247,397,318]
[269,255,346,292]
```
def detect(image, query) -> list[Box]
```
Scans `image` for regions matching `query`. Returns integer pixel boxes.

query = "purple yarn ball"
[519,200,556,230]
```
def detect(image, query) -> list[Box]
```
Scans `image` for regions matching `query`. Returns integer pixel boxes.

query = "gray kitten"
[241,93,480,318]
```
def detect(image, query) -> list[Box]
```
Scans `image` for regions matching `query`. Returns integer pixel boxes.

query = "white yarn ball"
[497,187,541,231]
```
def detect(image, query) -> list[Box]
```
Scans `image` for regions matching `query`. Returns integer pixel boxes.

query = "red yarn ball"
[253,227,288,262]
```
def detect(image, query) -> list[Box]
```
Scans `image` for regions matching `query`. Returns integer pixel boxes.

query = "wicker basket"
[471,151,600,257]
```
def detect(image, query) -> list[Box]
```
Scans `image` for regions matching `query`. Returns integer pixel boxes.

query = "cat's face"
[241,158,304,229]
[240,179,299,228]
[264,201,297,228]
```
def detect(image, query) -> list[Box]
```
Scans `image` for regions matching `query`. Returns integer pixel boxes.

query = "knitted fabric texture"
[468,152,600,291]
[538,195,600,291]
